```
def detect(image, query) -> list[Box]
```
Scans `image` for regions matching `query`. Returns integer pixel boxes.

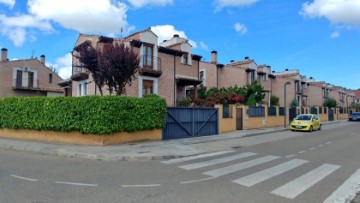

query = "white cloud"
[127,0,173,7]
[330,31,340,38]
[234,23,248,34]
[28,0,129,34]
[0,0,15,8]
[46,53,72,79]
[0,14,53,47]
[1,0,131,47]
[301,0,360,28]
[200,42,209,51]
[151,25,198,48]
[214,0,259,11]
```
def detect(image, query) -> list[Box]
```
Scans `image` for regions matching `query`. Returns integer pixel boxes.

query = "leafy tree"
[350,103,360,110]
[246,94,257,106]
[77,42,140,96]
[270,95,280,106]
[290,98,299,108]
[77,43,105,95]
[323,98,337,108]
[244,81,265,103]
[101,43,140,95]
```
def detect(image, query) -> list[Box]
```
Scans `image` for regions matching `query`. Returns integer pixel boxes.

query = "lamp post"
[284,81,291,128]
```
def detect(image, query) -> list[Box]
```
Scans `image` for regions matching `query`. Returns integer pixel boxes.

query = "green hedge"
[0,95,167,135]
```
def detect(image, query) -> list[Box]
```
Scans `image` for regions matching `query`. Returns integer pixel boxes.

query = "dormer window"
[143,44,153,68]
[181,53,188,64]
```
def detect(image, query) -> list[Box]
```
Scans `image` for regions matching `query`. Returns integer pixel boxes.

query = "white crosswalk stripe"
[161,151,360,201]
[233,159,308,187]
[160,150,235,164]
[203,155,280,177]
[179,152,257,170]
[323,168,360,203]
[271,163,341,199]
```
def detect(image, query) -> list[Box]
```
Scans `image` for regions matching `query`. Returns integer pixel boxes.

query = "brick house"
[352,90,360,104]
[69,28,202,106]
[0,48,63,97]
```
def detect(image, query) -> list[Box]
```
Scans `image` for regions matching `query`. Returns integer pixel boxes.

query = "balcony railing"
[13,77,39,90]
[139,55,162,78]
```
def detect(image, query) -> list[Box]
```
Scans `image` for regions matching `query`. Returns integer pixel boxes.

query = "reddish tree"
[77,42,140,96]
[77,43,105,95]
[101,43,140,95]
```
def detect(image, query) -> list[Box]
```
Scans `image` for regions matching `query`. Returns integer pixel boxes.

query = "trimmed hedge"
[0,95,167,135]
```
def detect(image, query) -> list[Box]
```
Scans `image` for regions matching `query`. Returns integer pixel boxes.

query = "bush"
[270,95,280,106]
[178,98,191,107]
[323,98,337,108]
[0,95,167,135]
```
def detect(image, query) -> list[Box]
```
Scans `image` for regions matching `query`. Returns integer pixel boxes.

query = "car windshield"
[296,115,312,120]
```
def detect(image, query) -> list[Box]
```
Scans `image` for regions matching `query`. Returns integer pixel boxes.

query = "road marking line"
[271,163,340,199]
[121,184,161,188]
[179,152,257,170]
[309,147,316,150]
[10,175,38,182]
[285,155,296,158]
[298,151,306,154]
[319,144,325,147]
[180,177,216,184]
[160,150,235,164]
[233,159,308,187]
[326,142,332,145]
[203,155,280,177]
[54,181,98,187]
[323,169,360,203]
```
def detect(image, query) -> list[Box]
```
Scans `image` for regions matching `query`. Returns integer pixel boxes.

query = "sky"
[0,0,359,89]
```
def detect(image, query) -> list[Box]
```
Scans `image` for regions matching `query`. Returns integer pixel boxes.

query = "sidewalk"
[0,120,346,161]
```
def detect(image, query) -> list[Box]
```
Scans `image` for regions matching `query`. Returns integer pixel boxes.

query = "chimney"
[211,50,217,64]
[272,71,275,73]
[40,54,45,64]
[230,60,235,63]
[310,77,313,79]
[285,68,289,71]
[1,48,8,62]
[173,34,179,38]
[244,56,249,60]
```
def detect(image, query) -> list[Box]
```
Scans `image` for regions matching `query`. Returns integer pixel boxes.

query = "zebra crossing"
[161,150,360,202]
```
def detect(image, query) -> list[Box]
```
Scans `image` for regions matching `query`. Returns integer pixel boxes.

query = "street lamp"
[284,81,291,128]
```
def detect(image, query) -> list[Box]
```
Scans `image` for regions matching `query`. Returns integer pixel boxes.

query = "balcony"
[71,67,89,81]
[139,56,162,78]
[13,77,40,91]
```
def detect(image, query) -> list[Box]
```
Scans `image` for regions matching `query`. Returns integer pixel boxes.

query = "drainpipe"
[174,54,176,107]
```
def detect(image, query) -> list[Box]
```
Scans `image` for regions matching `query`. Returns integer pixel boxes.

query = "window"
[28,72,34,88]
[16,70,22,87]
[143,45,153,68]
[49,73,52,84]
[181,53,188,64]
[142,80,154,96]
[77,81,87,96]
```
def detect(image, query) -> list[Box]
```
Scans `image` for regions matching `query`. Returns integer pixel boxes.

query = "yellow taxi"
[290,114,321,132]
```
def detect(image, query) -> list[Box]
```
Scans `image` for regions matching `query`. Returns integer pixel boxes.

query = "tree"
[323,98,337,108]
[77,43,105,95]
[270,95,280,106]
[290,98,299,108]
[244,81,265,104]
[77,42,140,96]
[101,43,140,95]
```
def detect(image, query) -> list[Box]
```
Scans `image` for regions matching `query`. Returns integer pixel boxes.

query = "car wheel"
[318,125,321,131]
[309,126,313,132]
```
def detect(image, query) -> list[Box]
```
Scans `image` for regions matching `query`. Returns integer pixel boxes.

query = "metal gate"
[236,108,243,130]
[328,109,334,121]
[162,107,218,140]
[289,108,297,122]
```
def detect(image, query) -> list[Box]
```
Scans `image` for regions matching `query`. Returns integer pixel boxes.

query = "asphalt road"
[1,122,360,203]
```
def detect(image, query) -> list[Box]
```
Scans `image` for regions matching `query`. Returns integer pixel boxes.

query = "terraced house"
[199,51,355,108]
[0,48,63,97]
[67,28,202,106]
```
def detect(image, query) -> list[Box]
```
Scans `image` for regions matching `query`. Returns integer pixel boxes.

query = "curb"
[0,120,348,161]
